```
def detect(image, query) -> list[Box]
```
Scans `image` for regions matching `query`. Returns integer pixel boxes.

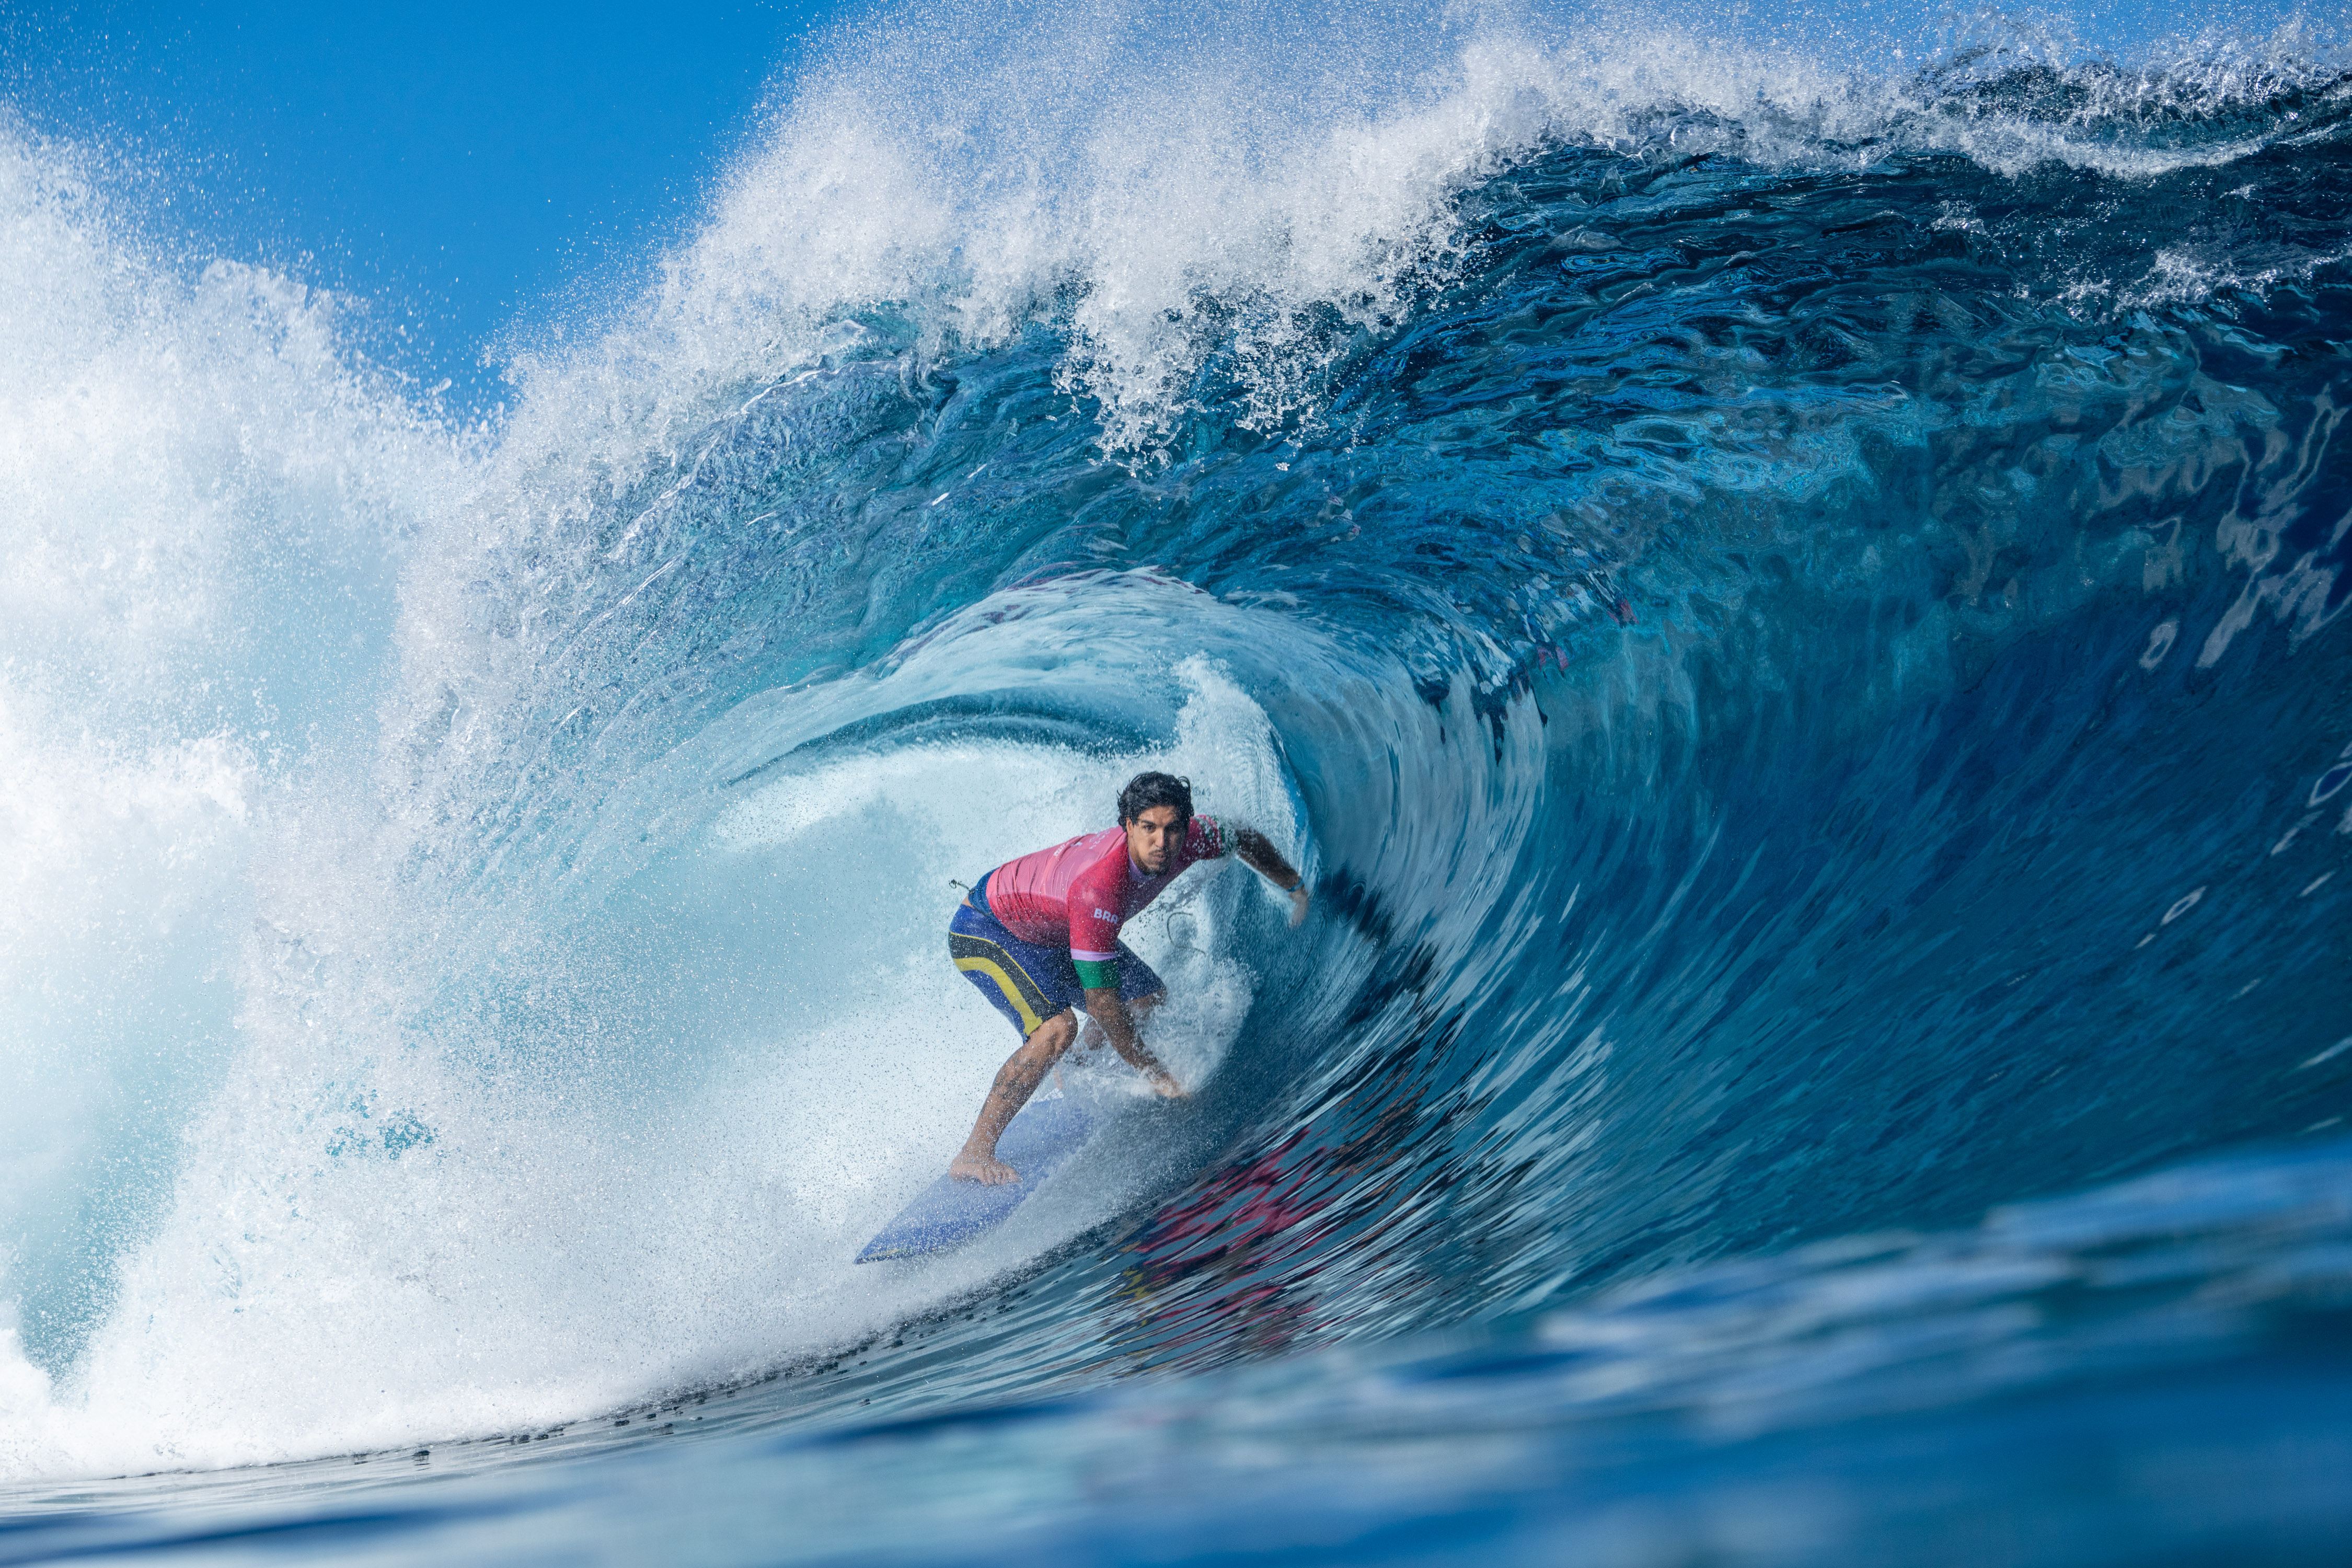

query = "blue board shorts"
[949,875,1166,1039]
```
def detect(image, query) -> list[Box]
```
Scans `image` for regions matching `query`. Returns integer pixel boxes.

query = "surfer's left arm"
[1230,826,1310,927]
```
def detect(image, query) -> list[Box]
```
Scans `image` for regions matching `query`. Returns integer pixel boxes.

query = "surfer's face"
[1124,804,1184,874]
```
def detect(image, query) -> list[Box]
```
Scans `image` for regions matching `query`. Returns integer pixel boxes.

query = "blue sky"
[5,1,830,408]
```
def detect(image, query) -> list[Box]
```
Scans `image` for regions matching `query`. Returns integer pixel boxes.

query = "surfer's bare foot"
[1148,1070,1187,1099]
[950,1150,1019,1184]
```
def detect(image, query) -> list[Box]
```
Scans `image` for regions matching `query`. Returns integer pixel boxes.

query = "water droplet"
[2298,1037,2352,1071]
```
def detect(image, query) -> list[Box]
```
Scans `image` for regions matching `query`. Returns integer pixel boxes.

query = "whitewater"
[3,1,2349,1561]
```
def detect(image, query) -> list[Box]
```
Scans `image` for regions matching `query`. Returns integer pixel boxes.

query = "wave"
[1,7,2347,1541]
[23,1133,2345,1562]
[516,0,2348,460]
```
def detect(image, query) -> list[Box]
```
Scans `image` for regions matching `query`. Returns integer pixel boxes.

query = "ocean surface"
[3,3,2349,1562]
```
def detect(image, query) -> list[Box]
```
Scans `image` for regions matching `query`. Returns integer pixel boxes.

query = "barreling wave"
[1,15,2347,1563]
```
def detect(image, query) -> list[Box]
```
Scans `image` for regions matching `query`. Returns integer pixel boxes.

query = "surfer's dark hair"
[1119,771,1194,825]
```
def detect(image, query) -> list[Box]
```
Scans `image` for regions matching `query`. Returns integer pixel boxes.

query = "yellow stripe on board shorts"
[950,932,1053,1037]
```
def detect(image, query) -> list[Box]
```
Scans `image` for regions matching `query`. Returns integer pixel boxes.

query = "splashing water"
[2,3,2349,1561]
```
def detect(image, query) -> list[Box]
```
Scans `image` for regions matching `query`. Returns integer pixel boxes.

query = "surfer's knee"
[1021,1009,1078,1062]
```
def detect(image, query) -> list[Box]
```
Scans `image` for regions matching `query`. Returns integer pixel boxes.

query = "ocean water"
[3,2,2349,1562]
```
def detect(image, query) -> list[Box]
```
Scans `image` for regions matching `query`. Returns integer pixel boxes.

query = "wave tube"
[1,5,2348,1561]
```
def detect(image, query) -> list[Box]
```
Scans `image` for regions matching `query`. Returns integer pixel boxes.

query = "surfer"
[946,770,1308,1184]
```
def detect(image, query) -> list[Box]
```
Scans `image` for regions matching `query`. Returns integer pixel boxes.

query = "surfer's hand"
[950,1150,1019,1184]
[1148,1069,1187,1099]
[1287,884,1311,928]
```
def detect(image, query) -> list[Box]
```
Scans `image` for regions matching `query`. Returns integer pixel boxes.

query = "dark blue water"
[3,6,2348,1562]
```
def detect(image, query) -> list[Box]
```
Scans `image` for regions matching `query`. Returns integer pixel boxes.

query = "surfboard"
[855,1093,1099,1262]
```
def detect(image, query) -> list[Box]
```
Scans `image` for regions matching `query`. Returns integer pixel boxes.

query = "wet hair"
[1117,770,1194,825]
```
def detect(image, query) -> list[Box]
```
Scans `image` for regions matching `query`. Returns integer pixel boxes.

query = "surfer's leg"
[952,1009,1078,1185]
[947,909,1095,1182]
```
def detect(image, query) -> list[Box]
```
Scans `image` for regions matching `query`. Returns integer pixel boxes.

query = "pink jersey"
[982,816,1227,966]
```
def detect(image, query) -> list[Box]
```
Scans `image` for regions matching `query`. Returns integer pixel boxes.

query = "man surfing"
[946,770,1308,1184]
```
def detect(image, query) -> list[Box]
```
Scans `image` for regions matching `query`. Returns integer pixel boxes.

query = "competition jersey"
[980,816,1227,987]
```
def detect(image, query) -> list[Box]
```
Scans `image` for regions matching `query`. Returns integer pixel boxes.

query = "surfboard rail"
[855,1094,1099,1262]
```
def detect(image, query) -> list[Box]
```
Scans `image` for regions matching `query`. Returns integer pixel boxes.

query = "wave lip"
[504,2,2350,467]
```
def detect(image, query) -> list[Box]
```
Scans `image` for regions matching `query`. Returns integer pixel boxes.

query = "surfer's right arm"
[1083,986,1185,1098]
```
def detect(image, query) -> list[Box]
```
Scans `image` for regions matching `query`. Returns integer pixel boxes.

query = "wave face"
[3,5,2350,1560]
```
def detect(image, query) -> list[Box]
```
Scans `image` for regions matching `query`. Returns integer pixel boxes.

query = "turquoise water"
[2,4,2348,1561]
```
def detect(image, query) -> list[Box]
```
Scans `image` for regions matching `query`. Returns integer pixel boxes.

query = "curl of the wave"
[3,0,2347,1490]
[501,0,2347,468]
